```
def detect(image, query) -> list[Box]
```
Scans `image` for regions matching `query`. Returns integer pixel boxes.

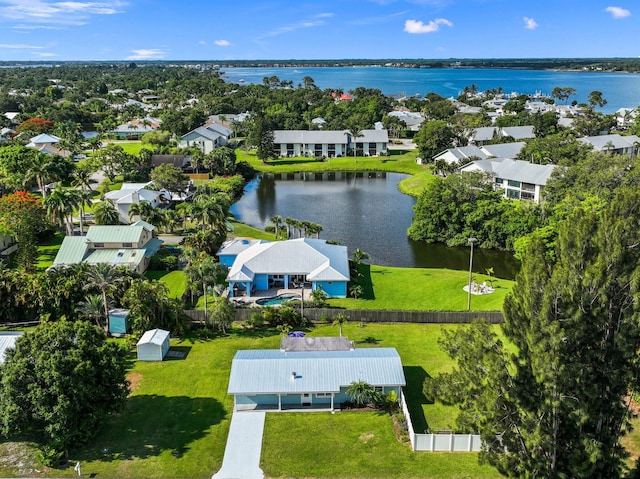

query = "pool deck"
[230,287,310,306]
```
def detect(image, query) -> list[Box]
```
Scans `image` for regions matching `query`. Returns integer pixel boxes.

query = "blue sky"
[0,0,637,61]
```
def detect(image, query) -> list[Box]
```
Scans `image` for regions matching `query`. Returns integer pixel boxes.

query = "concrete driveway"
[212,411,265,479]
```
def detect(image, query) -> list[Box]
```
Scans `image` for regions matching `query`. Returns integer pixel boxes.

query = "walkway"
[212,411,265,479]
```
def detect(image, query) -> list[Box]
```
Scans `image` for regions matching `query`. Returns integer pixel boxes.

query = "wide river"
[221,66,640,113]
[230,172,520,280]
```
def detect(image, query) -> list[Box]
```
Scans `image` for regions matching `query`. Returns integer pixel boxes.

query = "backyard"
[0,323,502,479]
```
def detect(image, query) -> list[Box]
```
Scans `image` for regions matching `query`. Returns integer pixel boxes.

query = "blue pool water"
[255,293,302,306]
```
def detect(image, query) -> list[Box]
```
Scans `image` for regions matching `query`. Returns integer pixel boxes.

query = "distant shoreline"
[1,58,640,73]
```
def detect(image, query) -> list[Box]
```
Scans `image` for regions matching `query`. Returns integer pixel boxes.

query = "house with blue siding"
[227,346,406,411]
[217,238,350,298]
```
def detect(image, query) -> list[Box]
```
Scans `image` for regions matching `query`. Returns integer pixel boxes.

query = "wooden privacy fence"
[185,308,503,324]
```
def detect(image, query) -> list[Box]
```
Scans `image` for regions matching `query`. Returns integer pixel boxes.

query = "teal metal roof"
[53,237,90,265]
[228,348,405,395]
[84,248,146,268]
[130,220,155,231]
[143,238,163,257]
[86,225,146,244]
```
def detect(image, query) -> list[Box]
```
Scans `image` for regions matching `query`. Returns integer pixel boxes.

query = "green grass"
[328,264,512,311]
[36,232,65,270]
[262,412,499,479]
[229,221,276,240]
[145,270,187,299]
[238,149,429,178]
[20,323,502,479]
[103,140,152,156]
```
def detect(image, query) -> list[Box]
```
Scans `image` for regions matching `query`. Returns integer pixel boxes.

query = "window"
[94,242,104,248]
[122,242,133,248]
[507,179,521,188]
[521,191,535,201]
[374,386,384,393]
[521,182,535,192]
[506,189,521,199]
[316,393,332,398]
[495,177,503,184]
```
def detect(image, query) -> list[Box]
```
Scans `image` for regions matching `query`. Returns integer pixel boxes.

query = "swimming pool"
[255,293,302,306]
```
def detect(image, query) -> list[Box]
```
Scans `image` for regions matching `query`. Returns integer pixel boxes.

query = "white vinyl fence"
[399,391,482,452]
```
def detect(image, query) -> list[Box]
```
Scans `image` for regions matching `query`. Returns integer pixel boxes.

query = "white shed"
[136,329,170,361]
[0,332,23,364]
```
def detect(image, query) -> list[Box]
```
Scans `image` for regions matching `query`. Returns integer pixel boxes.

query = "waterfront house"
[179,123,231,153]
[228,345,406,411]
[433,141,526,165]
[218,238,350,298]
[578,134,640,156]
[459,158,555,203]
[51,222,162,274]
[273,129,388,158]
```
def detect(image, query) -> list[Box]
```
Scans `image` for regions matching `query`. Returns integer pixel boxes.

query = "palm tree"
[76,294,105,327]
[72,167,94,192]
[84,264,124,333]
[128,200,160,224]
[270,215,283,239]
[346,380,380,408]
[94,200,120,225]
[284,217,295,239]
[175,202,191,232]
[26,152,59,198]
[332,313,349,337]
[44,187,80,236]
[75,189,94,235]
[163,209,181,233]
[352,248,370,265]
[345,127,364,162]
[603,140,615,155]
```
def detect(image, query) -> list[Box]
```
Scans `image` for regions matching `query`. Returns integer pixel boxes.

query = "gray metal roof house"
[459,158,556,203]
[228,347,406,411]
[273,129,389,158]
[218,238,350,298]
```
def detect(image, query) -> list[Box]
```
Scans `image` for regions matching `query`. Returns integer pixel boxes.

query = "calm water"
[221,66,640,113]
[230,172,520,280]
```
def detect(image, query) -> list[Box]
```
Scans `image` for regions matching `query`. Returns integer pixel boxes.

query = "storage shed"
[136,329,170,361]
[109,309,130,337]
[0,332,23,365]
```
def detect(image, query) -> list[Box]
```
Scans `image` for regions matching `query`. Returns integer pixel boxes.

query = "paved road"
[212,411,265,479]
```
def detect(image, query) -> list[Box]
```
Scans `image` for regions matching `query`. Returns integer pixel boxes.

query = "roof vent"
[291,372,296,380]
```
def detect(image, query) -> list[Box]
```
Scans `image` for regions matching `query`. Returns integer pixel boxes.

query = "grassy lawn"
[103,140,152,156]
[14,323,502,479]
[262,412,499,479]
[145,270,188,299]
[229,220,276,241]
[328,264,512,311]
[36,231,65,270]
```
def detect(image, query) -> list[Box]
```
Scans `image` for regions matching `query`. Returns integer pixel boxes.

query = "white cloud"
[261,13,332,38]
[523,16,538,30]
[125,48,166,60]
[0,0,126,26]
[199,40,206,45]
[32,51,57,57]
[214,39,230,46]
[404,18,452,34]
[606,6,631,18]
[0,42,44,48]
[350,10,409,26]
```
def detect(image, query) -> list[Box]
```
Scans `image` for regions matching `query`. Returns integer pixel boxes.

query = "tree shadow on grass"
[354,263,375,300]
[74,395,226,463]
[402,366,430,433]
